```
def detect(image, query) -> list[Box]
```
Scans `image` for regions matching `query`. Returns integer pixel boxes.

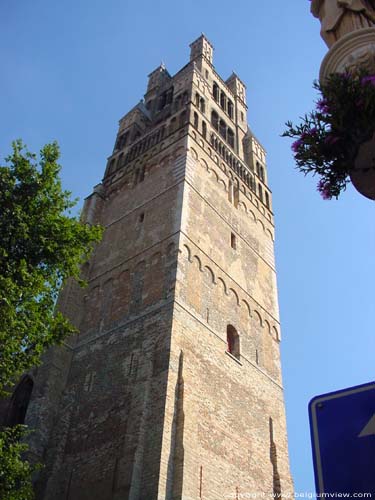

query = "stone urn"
[311,0,375,199]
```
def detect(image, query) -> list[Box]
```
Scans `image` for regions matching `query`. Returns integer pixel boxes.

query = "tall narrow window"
[166,87,173,105]
[139,166,145,183]
[200,98,205,114]
[134,169,140,185]
[195,92,200,107]
[193,112,199,129]
[231,232,236,249]
[219,120,227,140]
[258,183,263,202]
[107,158,116,176]
[169,117,177,134]
[4,376,34,427]
[256,162,261,177]
[213,82,219,102]
[227,99,234,119]
[117,153,124,169]
[265,191,270,208]
[226,325,240,359]
[260,166,265,181]
[175,95,182,111]
[179,110,187,128]
[227,128,235,148]
[220,91,226,110]
[211,111,219,130]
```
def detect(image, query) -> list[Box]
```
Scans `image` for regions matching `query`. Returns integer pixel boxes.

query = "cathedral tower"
[15,35,293,499]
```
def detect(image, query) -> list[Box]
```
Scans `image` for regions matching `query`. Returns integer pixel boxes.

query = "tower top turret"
[189,33,214,66]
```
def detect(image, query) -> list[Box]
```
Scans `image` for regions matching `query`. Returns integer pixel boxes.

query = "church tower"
[22,35,293,499]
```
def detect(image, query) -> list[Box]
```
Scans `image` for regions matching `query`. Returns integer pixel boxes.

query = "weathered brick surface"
[1,35,293,500]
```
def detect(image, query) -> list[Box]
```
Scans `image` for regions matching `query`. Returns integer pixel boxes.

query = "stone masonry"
[2,35,294,499]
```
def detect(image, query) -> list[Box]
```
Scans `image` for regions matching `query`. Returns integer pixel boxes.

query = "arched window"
[250,176,256,192]
[117,153,124,169]
[265,191,270,208]
[226,325,240,359]
[260,166,265,181]
[134,168,140,185]
[258,183,263,202]
[175,95,182,112]
[193,112,199,129]
[107,158,116,176]
[219,120,226,140]
[166,87,174,105]
[227,99,234,119]
[195,92,200,107]
[182,91,188,105]
[139,165,145,183]
[202,121,207,139]
[213,82,219,102]
[133,130,141,142]
[4,376,34,427]
[211,111,219,130]
[220,91,226,111]
[200,98,205,114]
[227,128,235,148]
[179,110,187,128]
[169,117,177,135]
[256,162,261,177]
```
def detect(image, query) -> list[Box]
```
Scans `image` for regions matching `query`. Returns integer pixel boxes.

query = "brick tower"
[18,35,293,499]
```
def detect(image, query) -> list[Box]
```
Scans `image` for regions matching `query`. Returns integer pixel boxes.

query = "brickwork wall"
[4,37,294,500]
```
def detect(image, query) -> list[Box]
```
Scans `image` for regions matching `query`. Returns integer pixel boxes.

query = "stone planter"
[319,27,375,81]
[311,0,375,199]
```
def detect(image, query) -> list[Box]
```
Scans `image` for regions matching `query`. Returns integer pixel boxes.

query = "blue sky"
[1,0,374,493]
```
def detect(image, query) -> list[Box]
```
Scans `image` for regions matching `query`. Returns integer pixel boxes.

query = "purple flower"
[317,99,329,114]
[361,75,375,86]
[292,139,302,152]
[317,179,332,200]
[309,127,318,135]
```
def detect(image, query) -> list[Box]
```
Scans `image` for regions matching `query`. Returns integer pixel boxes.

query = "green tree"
[0,140,102,499]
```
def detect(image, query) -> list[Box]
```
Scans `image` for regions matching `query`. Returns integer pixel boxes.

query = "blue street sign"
[309,382,375,496]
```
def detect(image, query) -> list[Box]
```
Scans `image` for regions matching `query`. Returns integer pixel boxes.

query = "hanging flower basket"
[283,70,375,199]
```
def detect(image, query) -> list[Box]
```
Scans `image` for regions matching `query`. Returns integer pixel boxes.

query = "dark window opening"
[182,91,188,105]
[195,92,200,107]
[219,120,226,140]
[4,376,34,427]
[107,158,116,176]
[227,128,235,148]
[260,166,265,181]
[200,98,205,114]
[265,192,270,208]
[134,169,140,185]
[179,110,187,128]
[227,325,240,359]
[139,166,145,183]
[258,183,263,202]
[211,111,219,131]
[228,100,234,119]
[213,82,219,102]
[166,87,174,105]
[193,112,199,129]
[139,212,145,223]
[169,117,177,134]
[231,232,236,249]
[220,91,226,110]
